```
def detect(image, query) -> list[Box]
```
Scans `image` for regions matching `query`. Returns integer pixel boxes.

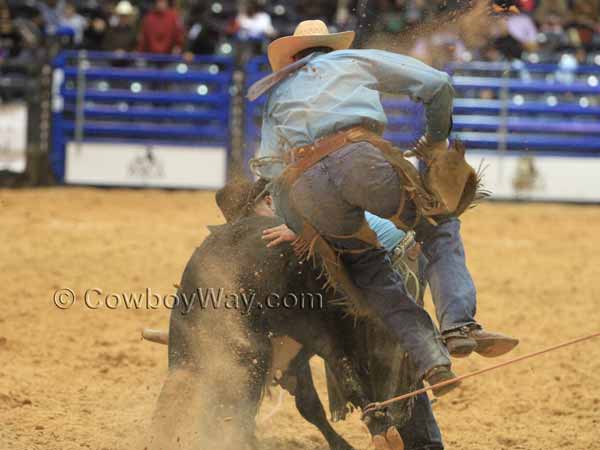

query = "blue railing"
[244,55,600,162]
[51,50,234,181]
[447,61,600,75]
[50,52,600,185]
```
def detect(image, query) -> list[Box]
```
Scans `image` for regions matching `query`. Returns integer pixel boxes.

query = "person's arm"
[262,224,297,247]
[255,101,286,179]
[364,212,407,253]
[351,49,454,142]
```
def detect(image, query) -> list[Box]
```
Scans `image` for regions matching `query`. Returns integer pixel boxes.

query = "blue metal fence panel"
[243,55,600,164]
[50,52,600,185]
[448,61,600,74]
[51,50,234,182]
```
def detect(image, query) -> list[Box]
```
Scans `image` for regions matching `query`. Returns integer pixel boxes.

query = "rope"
[361,331,600,418]
[257,388,285,425]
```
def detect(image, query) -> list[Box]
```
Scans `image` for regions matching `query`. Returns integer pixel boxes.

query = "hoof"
[385,427,404,450]
[372,427,404,450]
[373,435,389,450]
[363,409,393,436]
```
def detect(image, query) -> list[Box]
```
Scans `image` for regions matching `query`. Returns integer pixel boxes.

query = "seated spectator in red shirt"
[137,0,184,54]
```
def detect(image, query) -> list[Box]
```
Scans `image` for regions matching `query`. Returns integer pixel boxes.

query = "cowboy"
[249,19,519,397]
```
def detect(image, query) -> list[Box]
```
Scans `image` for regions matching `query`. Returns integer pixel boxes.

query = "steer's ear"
[264,194,274,209]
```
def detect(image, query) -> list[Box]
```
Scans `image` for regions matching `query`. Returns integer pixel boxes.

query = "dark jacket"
[102,24,137,52]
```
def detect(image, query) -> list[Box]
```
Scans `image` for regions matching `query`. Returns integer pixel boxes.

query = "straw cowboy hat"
[268,20,355,71]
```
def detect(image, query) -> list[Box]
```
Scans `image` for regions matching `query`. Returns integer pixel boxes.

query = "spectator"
[60,1,87,45]
[137,0,184,54]
[1,3,42,63]
[0,0,15,60]
[102,1,137,52]
[81,2,113,51]
[492,20,525,60]
[185,0,238,56]
[334,0,357,31]
[297,0,338,24]
[406,0,440,25]
[533,0,567,54]
[38,0,65,34]
[566,0,600,50]
[506,12,538,52]
[517,0,536,14]
[490,11,538,59]
[411,28,467,68]
[236,0,276,40]
[534,0,569,27]
[377,0,410,34]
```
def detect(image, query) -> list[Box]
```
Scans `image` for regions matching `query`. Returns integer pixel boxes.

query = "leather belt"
[284,126,379,174]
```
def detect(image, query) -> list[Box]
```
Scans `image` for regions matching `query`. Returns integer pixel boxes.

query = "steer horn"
[141,328,168,345]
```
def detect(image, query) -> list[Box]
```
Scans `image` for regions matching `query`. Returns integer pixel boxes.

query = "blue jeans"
[421,219,477,333]
[366,212,478,334]
[399,390,444,450]
[272,141,452,379]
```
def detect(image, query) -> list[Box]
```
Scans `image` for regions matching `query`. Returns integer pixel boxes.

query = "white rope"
[257,388,285,425]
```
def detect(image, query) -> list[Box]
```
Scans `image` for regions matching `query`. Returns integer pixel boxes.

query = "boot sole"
[446,337,477,358]
[426,369,462,397]
[475,337,520,358]
[432,379,461,397]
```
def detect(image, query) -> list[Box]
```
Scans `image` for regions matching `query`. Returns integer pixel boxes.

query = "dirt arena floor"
[1,187,599,450]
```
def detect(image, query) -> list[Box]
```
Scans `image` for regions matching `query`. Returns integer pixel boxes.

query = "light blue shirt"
[364,212,405,252]
[258,49,454,178]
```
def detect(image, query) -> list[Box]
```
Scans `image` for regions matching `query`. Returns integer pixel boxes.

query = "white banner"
[0,102,27,173]
[65,142,227,189]
[467,151,600,202]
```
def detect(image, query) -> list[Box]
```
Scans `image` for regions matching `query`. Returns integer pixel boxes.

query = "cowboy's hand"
[416,135,449,152]
[262,224,297,248]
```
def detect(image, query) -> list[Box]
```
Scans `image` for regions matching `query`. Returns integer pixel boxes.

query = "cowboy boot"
[443,324,519,358]
[424,365,461,397]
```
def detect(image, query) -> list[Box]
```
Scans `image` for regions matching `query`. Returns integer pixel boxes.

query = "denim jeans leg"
[332,238,451,379]
[398,387,444,450]
[421,218,477,333]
